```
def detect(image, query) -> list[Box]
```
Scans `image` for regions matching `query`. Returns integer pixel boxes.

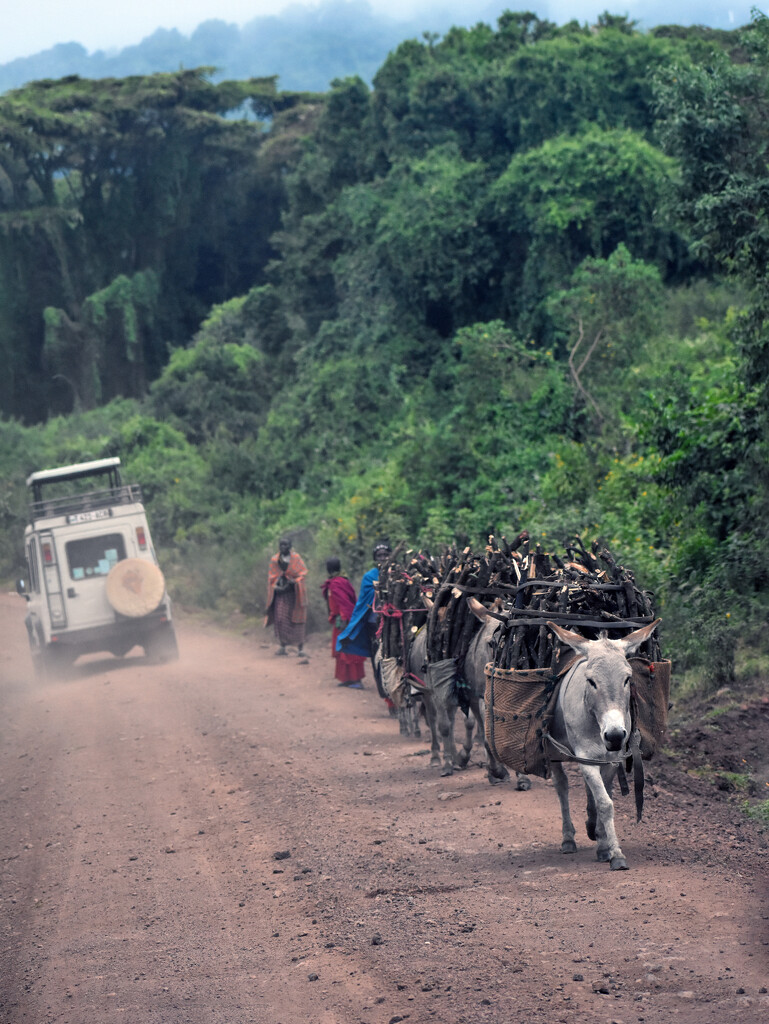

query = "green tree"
[149,293,272,446]
[490,126,681,333]
[393,322,573,538]
[43,270,160,409]
[337,146,496,338]
[546,245,664,431]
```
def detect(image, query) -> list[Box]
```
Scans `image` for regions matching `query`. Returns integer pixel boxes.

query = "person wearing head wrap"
[321,557,366,687]
[336,543,394,709]
[264,537,308,655]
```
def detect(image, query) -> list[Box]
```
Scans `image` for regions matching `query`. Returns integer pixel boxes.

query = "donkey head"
[548,619,660,751]
[467,596,506,650]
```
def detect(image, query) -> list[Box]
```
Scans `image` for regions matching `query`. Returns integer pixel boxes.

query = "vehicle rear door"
[59,526,132,630]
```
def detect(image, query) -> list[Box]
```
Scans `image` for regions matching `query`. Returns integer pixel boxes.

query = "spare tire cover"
[106,558,165,618]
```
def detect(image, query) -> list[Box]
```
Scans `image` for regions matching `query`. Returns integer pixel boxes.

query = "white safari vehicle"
[16,457,179,675]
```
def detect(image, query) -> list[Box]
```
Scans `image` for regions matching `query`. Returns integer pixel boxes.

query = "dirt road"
[1,592,767,1024]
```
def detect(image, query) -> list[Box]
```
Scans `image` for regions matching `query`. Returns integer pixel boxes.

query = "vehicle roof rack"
[26,457,122,489]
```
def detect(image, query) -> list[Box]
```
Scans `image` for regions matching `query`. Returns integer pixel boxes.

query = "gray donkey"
[546,618,660,870]
[409,596,531,789]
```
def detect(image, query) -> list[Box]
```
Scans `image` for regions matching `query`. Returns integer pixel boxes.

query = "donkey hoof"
[560,839,577,855]
[440,766,454,777]
[487,772,507,786]
[429,756,442,768]
[516,774,532,791]
[610,856,629,871]
[596,848,611,862]
[585,819,597,842]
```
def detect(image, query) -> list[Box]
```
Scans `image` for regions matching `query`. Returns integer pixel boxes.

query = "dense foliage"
[1,11,767,689]
[0,70,319,419]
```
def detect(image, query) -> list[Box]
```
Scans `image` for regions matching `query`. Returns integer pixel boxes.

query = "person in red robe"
[321,557,366,687]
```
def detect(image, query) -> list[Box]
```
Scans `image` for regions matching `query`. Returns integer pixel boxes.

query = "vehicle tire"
[31,648,46,682]
[37,646,74,681]
[106,559,165,617]
[144,625,179,664]
[109,643,134,658]
[28,625,64,681]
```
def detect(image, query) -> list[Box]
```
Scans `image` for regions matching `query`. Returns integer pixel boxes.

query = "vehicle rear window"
[66,534,126,580]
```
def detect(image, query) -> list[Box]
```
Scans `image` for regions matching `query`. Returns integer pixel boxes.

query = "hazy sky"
[0,0,757,64]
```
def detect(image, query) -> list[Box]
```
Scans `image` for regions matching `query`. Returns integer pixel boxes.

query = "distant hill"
[0,1,441,94]
[1,0,755,95]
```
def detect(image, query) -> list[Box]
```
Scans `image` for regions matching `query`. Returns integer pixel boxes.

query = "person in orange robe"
[264,538,308,655]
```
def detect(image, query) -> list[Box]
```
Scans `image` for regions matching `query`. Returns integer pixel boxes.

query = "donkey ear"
[467,596,489,621]
[619,618,661,655]
[547,620,591,653]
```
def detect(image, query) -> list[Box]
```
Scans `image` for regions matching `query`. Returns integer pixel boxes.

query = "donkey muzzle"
[603,726,627,752]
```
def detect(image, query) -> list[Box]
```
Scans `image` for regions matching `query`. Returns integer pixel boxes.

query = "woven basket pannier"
[629,658,672,759]
[484,663,560,778]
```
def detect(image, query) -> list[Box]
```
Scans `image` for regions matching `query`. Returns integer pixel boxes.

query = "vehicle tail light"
[136,526,147,550]
[42,541,53,563]
[48,593,66,627]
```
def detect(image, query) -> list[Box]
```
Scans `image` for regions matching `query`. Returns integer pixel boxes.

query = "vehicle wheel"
[37,647,74,681]
[31,649,46,682]
[144,626,179,664]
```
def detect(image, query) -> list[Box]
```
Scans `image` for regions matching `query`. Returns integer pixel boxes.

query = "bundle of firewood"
[423,534,528,665]
[492,534,661,671]
[375,545,435,667]
[376,534,528,667]
[375,533,660,673]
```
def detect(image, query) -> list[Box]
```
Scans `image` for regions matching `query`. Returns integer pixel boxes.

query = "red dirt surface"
[1,591,767,1024]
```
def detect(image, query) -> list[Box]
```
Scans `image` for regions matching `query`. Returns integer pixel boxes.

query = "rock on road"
[0,591,767,1024]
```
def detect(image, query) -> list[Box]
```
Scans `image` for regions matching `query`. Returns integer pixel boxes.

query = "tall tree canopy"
[0,70,315,418]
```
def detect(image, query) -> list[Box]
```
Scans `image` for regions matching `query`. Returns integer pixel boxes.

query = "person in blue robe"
[337,541,391,667]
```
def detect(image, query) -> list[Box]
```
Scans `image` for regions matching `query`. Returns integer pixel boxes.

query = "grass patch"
[688,766,752,792]
[703,702,739,720]
[717,771,751,792]
[687,765,719,783]
[735,645,769,686]
[743,799,769,825]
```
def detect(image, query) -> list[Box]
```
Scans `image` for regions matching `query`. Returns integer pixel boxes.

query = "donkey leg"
[581,764,628,870]
[481,741,509,784]
[593,765,623,864]
[470,701,508,783]
[551,762,577,854]
[435,700,459,776]
[585,785,598,842]
[585,783,609,859]
[411,701,422,738]
[398,706,410,736]
[455,705,476,769]
[422,697,442,767]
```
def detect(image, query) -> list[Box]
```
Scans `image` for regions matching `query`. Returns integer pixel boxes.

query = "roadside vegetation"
[1,11,768,692]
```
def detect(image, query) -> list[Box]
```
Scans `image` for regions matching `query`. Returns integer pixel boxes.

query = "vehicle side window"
[27,538,40,593]
[66,533,126,580]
